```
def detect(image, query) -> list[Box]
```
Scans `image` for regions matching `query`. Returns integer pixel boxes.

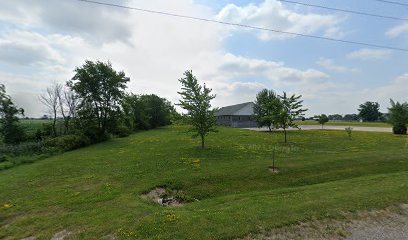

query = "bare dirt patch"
[239,204,408,240]
[51,230,72,240]
[141,187,183,207]
[268,167,279,174]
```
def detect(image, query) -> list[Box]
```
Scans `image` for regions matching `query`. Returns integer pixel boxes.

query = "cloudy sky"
[1,0,408,117]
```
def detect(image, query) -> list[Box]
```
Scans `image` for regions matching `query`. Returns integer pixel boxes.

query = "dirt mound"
[141,188,183,207]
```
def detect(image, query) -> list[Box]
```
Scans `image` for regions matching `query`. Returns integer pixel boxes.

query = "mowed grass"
[296,120,392,128]
[0,126,407,239]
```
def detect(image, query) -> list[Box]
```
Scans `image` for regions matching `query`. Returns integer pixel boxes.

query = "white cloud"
[216,0,342,41]
[317,58,358,73]
[347,48,392,60]
[386,23,408,38]
[0,0,133,45]
[0,31,66,66]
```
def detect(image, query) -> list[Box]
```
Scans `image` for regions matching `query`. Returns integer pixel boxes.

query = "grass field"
[0,126,407,239]
[296,120,392,128]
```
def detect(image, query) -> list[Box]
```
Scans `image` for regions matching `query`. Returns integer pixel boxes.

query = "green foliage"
[274,92,308,143]
[392,124,407,135]
[253,90,307,143]
[44,134,91,152]
[358,101,381,122]
[343,114,360,121]
[113,125,132,138]
[0,84,25,145]
[178,70,217,148]
[122,94,174,131]
[317,114,329,128]
[253,89,281,131]
[68,60,129,136]
[388,99,408,135]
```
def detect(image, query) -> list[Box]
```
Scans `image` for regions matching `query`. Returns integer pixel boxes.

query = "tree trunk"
[268,125,272,132]
[284,127,287,144]
[201,134,205,149]
[53,108,57,137]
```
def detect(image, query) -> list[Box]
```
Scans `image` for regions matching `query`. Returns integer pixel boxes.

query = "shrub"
[0,141,44,156]
[392,124,407,135]
[44,134,91,152]
[0,155,8,163]
[114,126,132,138]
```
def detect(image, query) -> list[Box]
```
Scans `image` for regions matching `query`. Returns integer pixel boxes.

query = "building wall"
[216,115,258,128]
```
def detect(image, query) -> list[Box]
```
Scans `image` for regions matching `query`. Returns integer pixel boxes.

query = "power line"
[375,0,408,7]
[76,0,408,52]
[278,0,408,21]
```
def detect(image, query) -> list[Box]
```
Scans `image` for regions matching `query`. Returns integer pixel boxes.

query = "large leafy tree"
[358,101,381,122]
[274,92,307,143]
[388,99,408,135]
[122,94,173,131]
[0,84,25,145]
[177,70,216,148]
[140,94,172,129]
[253,89,281,132]
[68,60,129,137]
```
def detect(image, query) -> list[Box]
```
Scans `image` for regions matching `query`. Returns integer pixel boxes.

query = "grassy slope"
[0,126,407,239]
[295,120,392,127]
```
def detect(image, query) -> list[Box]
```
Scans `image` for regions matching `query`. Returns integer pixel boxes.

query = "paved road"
[245,125,392,133]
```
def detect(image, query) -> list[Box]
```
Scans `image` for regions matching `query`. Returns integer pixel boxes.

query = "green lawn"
[0,126,407,239]
[296,120,392,128]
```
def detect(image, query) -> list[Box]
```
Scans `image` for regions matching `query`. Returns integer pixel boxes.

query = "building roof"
[215,102,254,116]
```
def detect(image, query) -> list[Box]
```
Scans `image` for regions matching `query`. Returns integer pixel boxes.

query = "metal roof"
[215,102,254,116]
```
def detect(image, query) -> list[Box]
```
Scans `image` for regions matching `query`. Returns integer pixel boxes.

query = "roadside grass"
[0,126,407,239]
[295,120,392,128]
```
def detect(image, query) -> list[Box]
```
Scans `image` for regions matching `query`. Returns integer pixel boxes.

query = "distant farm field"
[18,119,53,135]
[0,126,407,239]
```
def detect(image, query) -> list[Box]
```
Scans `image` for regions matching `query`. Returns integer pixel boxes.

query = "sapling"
[345,126,353,139]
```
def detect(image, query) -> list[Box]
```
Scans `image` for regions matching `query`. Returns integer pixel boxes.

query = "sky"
[1,0,408,117]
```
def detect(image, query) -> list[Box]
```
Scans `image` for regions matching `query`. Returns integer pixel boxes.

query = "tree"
[140,94,172,129]
[328,114,342,121]
[317,114,329,129]
[67,60,129,138]
[358,101,381,122]
[253,89,281,132]
[274,92,307,143]
[121,94,173,131]
[177,70,217,148]
[62,88,78,133]
[388,99,408,135]
[0,84,25,145]
[343,113,359,121]
[40,83,61,136]
[122,94,151,130]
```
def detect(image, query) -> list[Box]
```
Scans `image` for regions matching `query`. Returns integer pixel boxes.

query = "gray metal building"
[215,102,258,128]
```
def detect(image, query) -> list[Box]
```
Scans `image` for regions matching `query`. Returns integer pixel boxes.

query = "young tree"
[67,60,129,137]
[274,92,307,143]
[388,99,408,135]
[317,114,329,129]
[0,84,25,145]
[358,101,381,122]
[177,70,217,148]
[253,89,281,132]
[40,83,61,136]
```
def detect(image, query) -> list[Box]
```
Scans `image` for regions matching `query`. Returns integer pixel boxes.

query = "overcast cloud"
[0,0,407,117]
